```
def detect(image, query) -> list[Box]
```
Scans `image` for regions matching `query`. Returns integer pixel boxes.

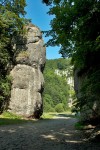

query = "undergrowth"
[75,121,84,130]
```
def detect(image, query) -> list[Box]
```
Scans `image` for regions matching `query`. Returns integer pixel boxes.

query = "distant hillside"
[43,58,74,112]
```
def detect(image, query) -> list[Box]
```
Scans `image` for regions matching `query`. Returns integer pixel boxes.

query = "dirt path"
[0,114,100,150]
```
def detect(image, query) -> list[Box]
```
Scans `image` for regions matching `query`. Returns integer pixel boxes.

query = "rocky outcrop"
[9,24,46,118]
[74,70,91,120]
[74,69,100,122]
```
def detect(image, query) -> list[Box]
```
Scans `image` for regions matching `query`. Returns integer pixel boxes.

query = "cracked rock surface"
[9,24,46,118]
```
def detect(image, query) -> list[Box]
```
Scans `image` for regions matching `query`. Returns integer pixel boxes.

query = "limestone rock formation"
[9,24,46,118]
[74,69,100,122]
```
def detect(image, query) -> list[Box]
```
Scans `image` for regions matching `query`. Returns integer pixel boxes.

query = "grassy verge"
[41,111,73,119]
[0,111,30,125]
[0,111,22,119]
[41,113,56,119]
[0,111,74,125]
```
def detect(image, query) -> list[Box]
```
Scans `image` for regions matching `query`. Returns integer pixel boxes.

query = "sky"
[25,0,62,59]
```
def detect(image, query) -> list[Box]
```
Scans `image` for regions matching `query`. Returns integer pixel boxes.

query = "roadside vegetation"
[0,111,31,125]
[43,58,74,113]
[0,110,74,125]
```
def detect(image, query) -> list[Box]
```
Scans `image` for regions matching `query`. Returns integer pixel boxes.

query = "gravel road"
[0,114,100,150]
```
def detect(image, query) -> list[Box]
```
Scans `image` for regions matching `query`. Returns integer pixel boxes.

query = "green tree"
[43,58,72,112]
[55,103,64,113]
[42,0,100,120]
[0,0,27,112]
[42,0,100,59]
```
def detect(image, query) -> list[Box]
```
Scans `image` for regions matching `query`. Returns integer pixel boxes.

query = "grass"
[0,111,31,125]
[0,111,74,125]
[41,111,73,119]
[1,111,22,119]
[41,112,56,119]
[0,112,58,125]
[0,118,28,125]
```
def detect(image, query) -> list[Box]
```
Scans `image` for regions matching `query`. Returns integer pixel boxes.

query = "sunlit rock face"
[9,24,46,118]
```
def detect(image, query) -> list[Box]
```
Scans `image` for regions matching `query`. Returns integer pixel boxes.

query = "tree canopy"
[0,0,27,112]
[43,58,73,112]
[43,0,100,62]
[42,0,100,120]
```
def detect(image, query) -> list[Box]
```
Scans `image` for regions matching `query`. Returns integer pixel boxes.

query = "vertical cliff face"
[74,69,100,122]
[9,24,46,118]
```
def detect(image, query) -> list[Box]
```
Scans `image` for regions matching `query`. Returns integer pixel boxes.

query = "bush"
[55,103,64,113]
[0,75,12,113]
[43,103,55,112]
[49,107,55,112]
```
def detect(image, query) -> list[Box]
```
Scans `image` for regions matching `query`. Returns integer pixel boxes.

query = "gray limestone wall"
[9,24,46,118]
[74,69,100,121]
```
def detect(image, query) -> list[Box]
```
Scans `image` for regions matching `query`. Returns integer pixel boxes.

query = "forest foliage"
[42,0,100,119]
[43,58,73,112]
[0,0,28,112]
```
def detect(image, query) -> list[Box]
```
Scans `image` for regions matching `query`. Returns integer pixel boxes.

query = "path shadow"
[0,117,100,150]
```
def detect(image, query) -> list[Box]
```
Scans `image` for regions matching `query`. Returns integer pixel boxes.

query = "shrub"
[55,103,64,113]
[43,103,55,112]
[16,51,29,61]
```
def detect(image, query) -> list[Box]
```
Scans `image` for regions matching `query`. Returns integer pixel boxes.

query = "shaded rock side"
[74,69,100,122]
[9,24,46,118]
